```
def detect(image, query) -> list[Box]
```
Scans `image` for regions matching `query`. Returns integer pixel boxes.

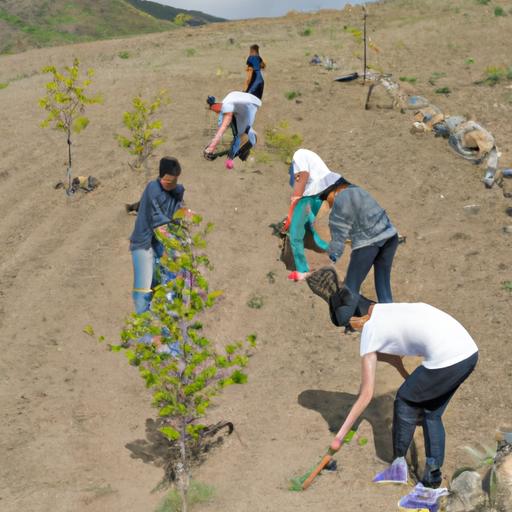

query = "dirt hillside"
[0,1,511,511]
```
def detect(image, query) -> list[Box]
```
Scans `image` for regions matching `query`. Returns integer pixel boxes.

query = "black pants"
[345,234,399,303]
[393,351,478,486]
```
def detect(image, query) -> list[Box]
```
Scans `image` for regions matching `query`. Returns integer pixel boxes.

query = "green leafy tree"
[39,58,102,192]
[109,212,256,512]
[174,13,192,26]
[116,90,170,173]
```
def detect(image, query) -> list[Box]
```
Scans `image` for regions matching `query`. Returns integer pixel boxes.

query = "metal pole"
[363,5,368,83]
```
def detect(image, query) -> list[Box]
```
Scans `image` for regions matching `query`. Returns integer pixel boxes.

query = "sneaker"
[306,267,341,303]
[398,483,449,511]
[344,324,356,335]
[372,457,408,484]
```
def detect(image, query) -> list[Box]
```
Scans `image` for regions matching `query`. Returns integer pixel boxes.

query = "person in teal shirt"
[282,149,346,281]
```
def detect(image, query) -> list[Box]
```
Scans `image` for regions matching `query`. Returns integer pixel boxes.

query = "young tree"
[39,58,102,193]
[110,212,256,511]
[116,90,170,174]
[174,13,192,26]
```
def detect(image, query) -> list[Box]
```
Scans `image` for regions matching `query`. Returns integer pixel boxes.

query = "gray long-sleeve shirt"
[328,185,396,260]
[129,179,184,251]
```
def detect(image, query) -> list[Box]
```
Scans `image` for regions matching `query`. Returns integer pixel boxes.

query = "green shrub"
[428,71,446,85]
[284,91,301,101]
[300,27,312,36]
[254,150,272,164]
[264,120,303,164]
[464,58,475,65]
[507,67,512,80]
[185,48,196,57]
[118,50,130,59]
[476,0,490,4]
[503,281,512,293]
[0,82,8,89]
[399,76,417,84]
[247,295,264,309]
[343,25,363,43]
[494,6,505,16]
[266,271,276,284]
[484,65,505,85]
[435,87,451,94]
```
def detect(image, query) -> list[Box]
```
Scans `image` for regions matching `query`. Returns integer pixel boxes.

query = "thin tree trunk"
[67,128,73,192]
[178,418,189,512]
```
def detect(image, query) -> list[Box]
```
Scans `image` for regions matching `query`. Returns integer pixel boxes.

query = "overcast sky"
[156,0,369,20]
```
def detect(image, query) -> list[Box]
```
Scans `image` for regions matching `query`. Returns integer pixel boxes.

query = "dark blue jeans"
[393,352,478,486]
[345,234,399,303]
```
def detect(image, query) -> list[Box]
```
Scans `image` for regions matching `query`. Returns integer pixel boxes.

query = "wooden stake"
[365,83,375,110]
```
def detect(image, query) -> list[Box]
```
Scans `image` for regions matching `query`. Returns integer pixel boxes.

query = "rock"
[503,226,512,235]
[446,471,486,512]
[495,442,512,511]
[463,204,480,215]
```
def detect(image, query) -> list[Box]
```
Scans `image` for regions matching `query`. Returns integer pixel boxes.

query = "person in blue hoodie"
[129,157,185,314]
[243,44,265,100]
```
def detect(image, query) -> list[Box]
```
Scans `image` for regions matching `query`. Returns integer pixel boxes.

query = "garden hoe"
[301,449,336,490]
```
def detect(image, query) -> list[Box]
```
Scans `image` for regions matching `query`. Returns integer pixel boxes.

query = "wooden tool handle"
[302,454,332,490]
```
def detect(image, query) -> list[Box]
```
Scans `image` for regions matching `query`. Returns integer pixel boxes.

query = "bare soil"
[0,1,511,510]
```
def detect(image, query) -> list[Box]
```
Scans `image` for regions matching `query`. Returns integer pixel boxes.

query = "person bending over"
[282,148,346,281]
[326,181,398,303]
[204,91,261,166]
[308,271,479,489]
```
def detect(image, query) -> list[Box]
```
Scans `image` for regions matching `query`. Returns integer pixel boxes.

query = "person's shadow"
[298,389,395,462]
[298,389,425,479]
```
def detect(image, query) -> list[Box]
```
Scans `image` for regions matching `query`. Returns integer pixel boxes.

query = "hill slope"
[0,1,511,512]
[125,0,225,26]
[0,0,222,55]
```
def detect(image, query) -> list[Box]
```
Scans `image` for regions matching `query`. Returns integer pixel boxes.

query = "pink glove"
[288,271,309,281]
[282,196,302,233]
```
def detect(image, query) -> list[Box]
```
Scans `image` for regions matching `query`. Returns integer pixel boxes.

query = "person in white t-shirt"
[282,149,347,281]
[204,92,261,168]
[307,270,479,488]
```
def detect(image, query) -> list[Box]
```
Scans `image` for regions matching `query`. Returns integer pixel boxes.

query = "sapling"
[110,212,256,512]
[174,13,192,27]
[116,90,170,174]
[39,58,102,193]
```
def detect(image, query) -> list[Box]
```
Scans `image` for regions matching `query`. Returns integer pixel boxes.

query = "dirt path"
[0,2,511,511]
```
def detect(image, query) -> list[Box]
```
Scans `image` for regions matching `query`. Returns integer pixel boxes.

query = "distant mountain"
[125,0,225,26]
[0,0,223,55]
